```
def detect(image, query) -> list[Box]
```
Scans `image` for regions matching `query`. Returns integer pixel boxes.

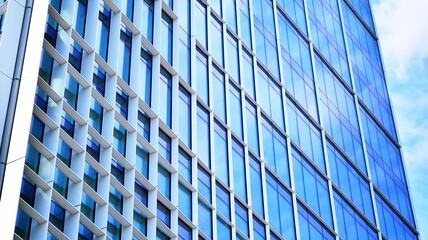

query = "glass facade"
[0,0,418,239]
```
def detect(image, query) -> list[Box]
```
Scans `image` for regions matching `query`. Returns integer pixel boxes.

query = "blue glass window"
[113,121,127,156]
[226,33,240,82]
[133,208,147,235]
[252,0,279,78]
[25,144,41,173]
[224,0,237,32]
[122,0,134,20]
[20,178,36,207]
[64,74,79,110]
[316,55,364,172]
[107,214,121,239]
[78,223,93,240]
[253,217,265,240]
[278,13,317,118]
[60,111,75,138]
[53,167,69,198]
[327,142,374,221]
[196,48,209,104]
[135,180,148,206]
[235,200,249,237]
[178,148,192,183]
[232,139,246,201]
[179,182,192,220]
[239,0,251,48]
[217,216,231,240]
[119,26,132,84]
[178,220,192,240]
[211,16,224,67]
[158,165,171,200]
[216,182,230,220]
[81,192,96,222]
[109,185,123,213]
[211,0,222,16]
[39,49,55,84]
[142,0,154,43]
[375,194,417,240]
[158,130,171,162]
[84,162,98,191]
[245,100,259,155]
[86,135,100,161]
[139,48,152,106]
[159,68,172,127]
[346,0,375,31]
[214,121,229,185]
[334,193,377,240]
[45,15,58,47]
[179,86,191,147]
[179,31,191,84]
[292,148,332,225]
[229,83,243,138]
[35,86,49,113]
[212,65,226,122]
[161,11,173,64]
[157,201,171,227]
[69,40,84,72]
[157,229,169,240]
[73,0,87,37]
[57,138,72,166]
[249,155,264,217]
[195,1,207,48]
[197,104,210,167]
[137,110,150,141]
[198,199,212,239]
[93,64,106,96]
[89,97,103,133]
[111,158,125,184]
[307,0,350,85]
[261,117,289,184]
[178,0,191,83]
[277,0,306,33]
[96,2,110,60]
[265,171,295,239]
[30,115,45,142]
[198,165,211,202]
[49,201,65,231]
[287,101,325,172]
[242,50,255,99]
[360,108,414,225]
[15,209,32,239]
[257,68,284,128]
[136,143,149,178]
[342,3,396,138]
[298,204,334,240]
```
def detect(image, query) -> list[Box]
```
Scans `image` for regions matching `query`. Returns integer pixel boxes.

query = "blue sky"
[372,0,428,238]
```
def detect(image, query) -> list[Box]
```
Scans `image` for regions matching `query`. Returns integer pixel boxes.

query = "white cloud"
[373,0,428,80]
[373,0,428,237]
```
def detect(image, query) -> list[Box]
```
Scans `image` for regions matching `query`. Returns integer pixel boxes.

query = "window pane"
[198,200,212,239]
[214,121,228,185]
[139,48,152,106]
[158,165,171,199]
[212,65,226,122]
[197,104,210,167]
[179,86,191,147]
[159,68,172,127]
[232,139,246,201]
[179,182,192,220]
[161,12,173,64]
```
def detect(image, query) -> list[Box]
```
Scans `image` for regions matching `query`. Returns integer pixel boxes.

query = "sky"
[371,0,428,238]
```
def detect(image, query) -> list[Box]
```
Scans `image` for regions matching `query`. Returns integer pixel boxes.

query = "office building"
[0,0,419,239]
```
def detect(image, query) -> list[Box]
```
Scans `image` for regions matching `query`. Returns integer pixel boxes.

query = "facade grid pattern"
[0,0,419,239]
